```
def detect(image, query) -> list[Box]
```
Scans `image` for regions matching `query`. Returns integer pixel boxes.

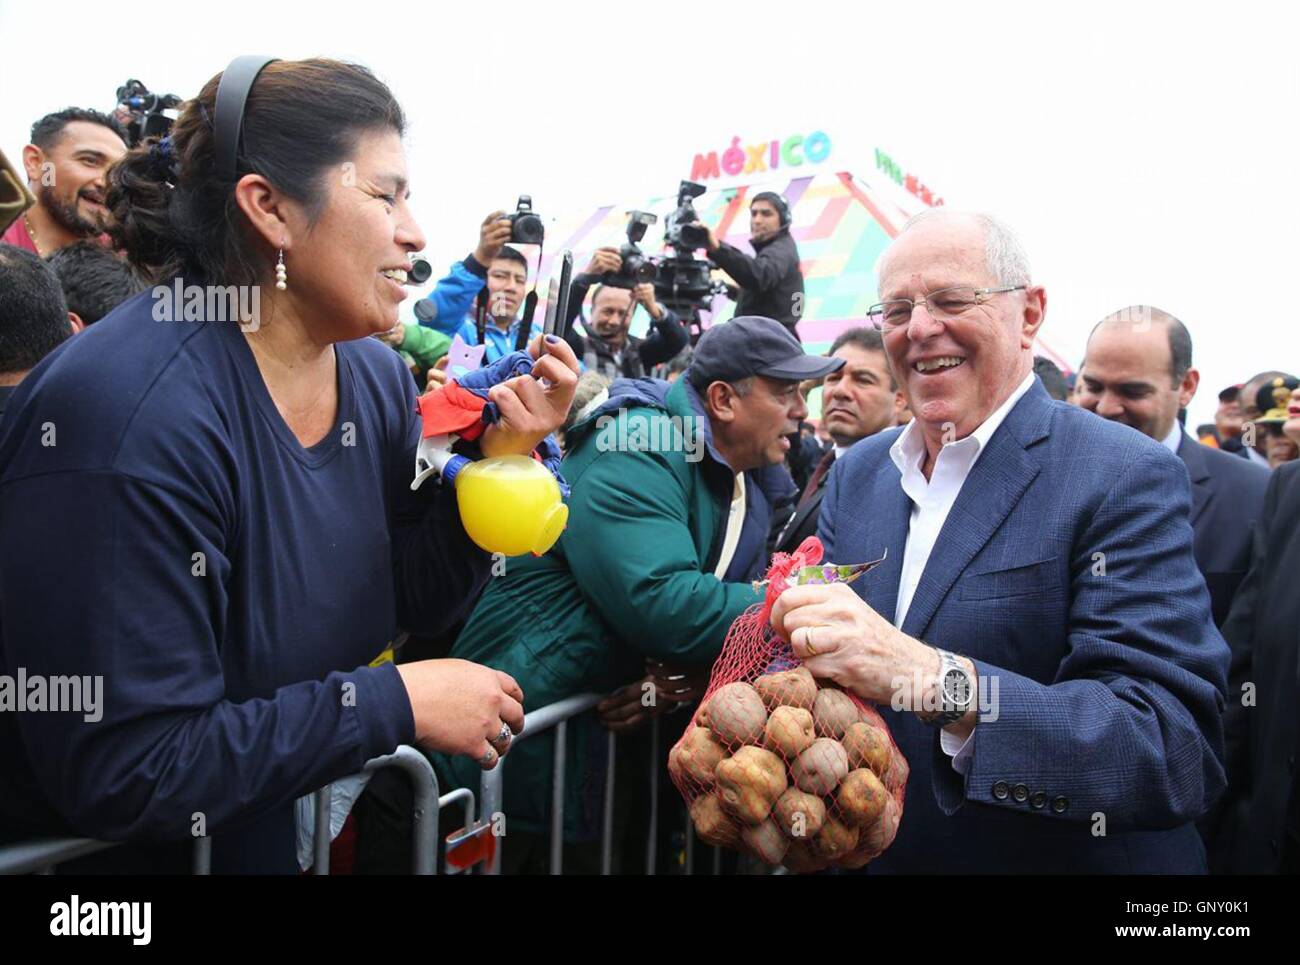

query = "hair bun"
[146,136,178,183]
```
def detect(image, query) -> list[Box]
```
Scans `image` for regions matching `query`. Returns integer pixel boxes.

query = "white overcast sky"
[2,0,1297,426]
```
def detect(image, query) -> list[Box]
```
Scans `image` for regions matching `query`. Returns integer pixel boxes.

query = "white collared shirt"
[890,371,1037,627]
[1160,421,1183,455]
[888,371,1037,771]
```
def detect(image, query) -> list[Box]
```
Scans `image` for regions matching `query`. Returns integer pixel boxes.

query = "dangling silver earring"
[275,247,287,291]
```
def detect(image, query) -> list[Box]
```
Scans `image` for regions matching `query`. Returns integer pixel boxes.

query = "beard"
[40,183,108,237]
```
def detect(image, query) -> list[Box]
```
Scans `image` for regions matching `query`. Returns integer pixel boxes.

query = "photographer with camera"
[704,191,805,339]
[414,200,546,364]
[1,109,127,257]
[565,247,689,379]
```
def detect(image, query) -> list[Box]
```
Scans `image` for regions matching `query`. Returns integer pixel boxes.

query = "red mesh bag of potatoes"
[669,536,907,873]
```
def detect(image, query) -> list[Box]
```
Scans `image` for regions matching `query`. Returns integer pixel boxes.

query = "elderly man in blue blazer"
[771,210,1229,874]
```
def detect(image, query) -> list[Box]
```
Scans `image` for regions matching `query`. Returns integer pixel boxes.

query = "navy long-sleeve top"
[0,287,491,872]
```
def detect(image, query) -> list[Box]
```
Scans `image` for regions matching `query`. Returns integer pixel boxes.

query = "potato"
[764,705,816,759]
[838,768,890,827]
[883,747,910,793]
[690,792,741,848]
[781,840,830,874]
[715,746,788,825]
[835,848,874,870]
[813,687,862,739]
[791,738,849,796]
[704,682,768,747]
[670,726,727,788]
[842,721,891,777]
[753,666,817,710]
[859,794,902,855]
[811,816,859,860]
[773,788,826,840]
[741,818,790,865]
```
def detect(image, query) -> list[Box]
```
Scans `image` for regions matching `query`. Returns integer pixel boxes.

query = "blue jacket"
[819,379,1229,873]
[416,255,541,364]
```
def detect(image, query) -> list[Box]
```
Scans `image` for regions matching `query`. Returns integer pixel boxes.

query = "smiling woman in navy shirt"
[0,58,578,873]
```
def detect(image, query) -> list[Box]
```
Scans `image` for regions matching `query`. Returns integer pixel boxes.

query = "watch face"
[942,668,972,709]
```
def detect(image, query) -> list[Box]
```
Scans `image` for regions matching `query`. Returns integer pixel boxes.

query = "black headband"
[213,55,279,182]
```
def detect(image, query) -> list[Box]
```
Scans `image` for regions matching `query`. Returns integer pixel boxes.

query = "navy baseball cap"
[689,316,844,385]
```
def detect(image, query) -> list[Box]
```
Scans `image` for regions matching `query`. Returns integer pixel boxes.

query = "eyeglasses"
[867,285,1026,332]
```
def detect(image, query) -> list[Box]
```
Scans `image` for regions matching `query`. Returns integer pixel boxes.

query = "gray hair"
[877,209,1032,292]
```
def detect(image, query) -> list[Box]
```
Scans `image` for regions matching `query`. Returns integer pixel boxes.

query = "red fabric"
[1,217,39,254]
[758,535,823,625]
[416,381,487,442]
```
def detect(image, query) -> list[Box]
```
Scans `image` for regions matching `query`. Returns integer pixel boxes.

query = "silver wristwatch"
[918,648,974,727]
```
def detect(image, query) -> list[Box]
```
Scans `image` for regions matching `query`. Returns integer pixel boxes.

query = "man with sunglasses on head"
[770,209,1228,874]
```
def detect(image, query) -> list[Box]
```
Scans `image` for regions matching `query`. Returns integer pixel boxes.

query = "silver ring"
[489,723,513,749]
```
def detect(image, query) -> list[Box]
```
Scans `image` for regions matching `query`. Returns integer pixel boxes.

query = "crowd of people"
[0,55,1296,876]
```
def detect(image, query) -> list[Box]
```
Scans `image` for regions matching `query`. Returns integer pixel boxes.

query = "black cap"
[1218,384,1241,403]
[1254,374,1299,424]
[688,316,844,385]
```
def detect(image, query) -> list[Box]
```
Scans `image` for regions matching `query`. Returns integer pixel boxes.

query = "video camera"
[596,181,724,320]
[114,79,182,147]
[653,180,724,317]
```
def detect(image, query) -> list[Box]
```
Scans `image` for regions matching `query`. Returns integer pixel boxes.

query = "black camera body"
[654,181,723,319]
[508,195,545,245]
[601,211,658,289]
[664,180,710,251]
[115,79,181,147]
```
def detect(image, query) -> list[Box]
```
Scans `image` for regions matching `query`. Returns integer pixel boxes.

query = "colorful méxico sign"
[690,131,833,181]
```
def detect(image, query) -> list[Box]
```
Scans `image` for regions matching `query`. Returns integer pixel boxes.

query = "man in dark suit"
[1075,308,1270,626]
[1216,445,1300,871]
[771,210,1229,873]
[773,327,903,554]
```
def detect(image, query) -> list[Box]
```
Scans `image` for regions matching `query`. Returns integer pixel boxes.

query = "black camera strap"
[474,288,488,358]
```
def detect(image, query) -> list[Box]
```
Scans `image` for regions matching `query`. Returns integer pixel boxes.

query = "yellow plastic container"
[455,454,569,556]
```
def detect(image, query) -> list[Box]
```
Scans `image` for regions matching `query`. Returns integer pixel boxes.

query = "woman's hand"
[479,334,579,458]
[396,658,525,769]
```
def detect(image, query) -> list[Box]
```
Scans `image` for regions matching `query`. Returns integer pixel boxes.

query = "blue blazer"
[818,379,1229,873]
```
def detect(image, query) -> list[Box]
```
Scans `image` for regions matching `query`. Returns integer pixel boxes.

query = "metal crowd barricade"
[478,693,723,875]
[0,744,452,876]
[0,835,212,876]
[309,743,446,875]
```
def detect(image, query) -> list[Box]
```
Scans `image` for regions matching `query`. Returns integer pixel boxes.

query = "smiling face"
[750,200,782,243]
[277,127,426,340]
[1076,320,1197,443]
[590,285,633,343]
[31,120,127,236]
[819,343,899,446]
[877,216,1043,449]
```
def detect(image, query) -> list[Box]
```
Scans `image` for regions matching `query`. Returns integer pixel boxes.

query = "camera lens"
[511,213,544,246]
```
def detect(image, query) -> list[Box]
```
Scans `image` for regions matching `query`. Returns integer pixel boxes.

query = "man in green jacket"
[437,316,843,870]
